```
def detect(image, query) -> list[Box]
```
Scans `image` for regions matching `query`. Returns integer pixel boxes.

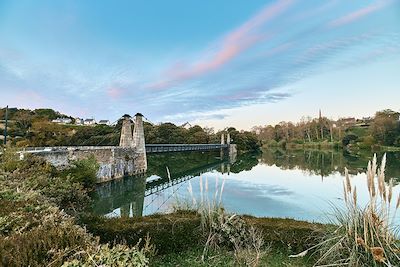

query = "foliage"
[252,109,400,151]
[2,107,260,151]
[359,135,375,149]
[0,149,152,266]
[62,244,150,267]
[342,133,358,146]
[370,109,400,146]
[0,211,97,267]
[313,154,400,266]
[59,155,99,189]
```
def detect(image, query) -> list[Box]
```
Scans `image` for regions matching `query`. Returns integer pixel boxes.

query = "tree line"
[251,109,400,148]
[0,108,260,152]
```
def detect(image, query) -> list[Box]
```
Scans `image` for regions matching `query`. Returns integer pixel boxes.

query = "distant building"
[181,122,192,129]
[84,119,96,126]
[74,118,84,125]
[52,118,72,124]
[98,120,110,125]
[338,117,356,126]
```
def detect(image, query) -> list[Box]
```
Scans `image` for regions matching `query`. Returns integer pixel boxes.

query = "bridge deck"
[21,144,229,154]
[146,144,228,153]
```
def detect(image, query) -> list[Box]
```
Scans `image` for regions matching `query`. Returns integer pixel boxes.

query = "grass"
[151,247,313,267]
[312,154,400,266]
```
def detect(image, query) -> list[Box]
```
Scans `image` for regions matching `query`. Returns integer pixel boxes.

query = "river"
[91,148,400,223]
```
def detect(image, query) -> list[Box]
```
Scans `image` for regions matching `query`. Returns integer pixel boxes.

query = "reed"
[173,176,265,266]
[313,154,400,266]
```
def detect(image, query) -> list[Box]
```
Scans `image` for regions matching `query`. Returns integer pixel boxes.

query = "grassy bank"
[151,247,313,267]
[80,212,324,255]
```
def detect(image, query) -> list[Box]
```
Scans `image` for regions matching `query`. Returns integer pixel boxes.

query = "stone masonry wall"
[35,147,146,183]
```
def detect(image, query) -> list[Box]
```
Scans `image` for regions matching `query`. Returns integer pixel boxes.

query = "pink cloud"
[106,87,125,99]
[15,90,45,105]
[329,1,392,28]
[149,0,295,90]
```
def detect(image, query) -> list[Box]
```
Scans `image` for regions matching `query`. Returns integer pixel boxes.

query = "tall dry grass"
[314,154,400,266]
[173,176,265,266]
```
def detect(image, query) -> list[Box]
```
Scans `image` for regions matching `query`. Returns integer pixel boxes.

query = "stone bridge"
[20,113,237,183]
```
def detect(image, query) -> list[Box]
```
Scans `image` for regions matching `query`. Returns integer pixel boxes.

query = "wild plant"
[60,236,155,267]
[183,176,265,266]
[314,154,400,266]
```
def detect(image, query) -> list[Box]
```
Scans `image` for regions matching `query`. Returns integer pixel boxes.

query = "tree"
[370,109,400,146]
[13,110,34,134]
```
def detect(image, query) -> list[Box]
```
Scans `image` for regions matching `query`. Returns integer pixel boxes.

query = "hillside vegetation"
[0,107,260,152]
[252,109,400,151]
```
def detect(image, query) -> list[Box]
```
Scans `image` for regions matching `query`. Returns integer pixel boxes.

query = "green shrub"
[265,140,278,147]
[342,133,358,147]
[277,140,287,149]
[0,214,96,267]
[62,244,149,267]
[41,175,91,213]
[0,147,21,172]
[60,155,99,189]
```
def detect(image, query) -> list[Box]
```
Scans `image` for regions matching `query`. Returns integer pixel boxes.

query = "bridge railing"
[20,144,230,154]
[145,143,229,153]
[20,146,119,153]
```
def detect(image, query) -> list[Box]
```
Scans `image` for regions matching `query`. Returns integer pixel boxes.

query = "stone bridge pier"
[22,113,148,183]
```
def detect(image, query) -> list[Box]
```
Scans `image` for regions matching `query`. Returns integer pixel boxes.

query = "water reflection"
[91,149,400,222]
[92,150,244,217]
[261,148,400,184]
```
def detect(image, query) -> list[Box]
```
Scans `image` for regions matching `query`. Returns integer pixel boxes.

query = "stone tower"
[133,113,147,171]
[119,115,134,147]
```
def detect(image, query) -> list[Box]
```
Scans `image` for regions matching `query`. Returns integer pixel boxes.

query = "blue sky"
[0,0,399,129]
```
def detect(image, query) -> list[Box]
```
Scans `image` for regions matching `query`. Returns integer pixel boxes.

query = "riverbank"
[263,141,400,152]
[81,211,320,266]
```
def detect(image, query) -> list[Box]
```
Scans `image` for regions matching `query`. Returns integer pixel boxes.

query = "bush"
[0,147,21,172]
[0,212,96,267]
[277,140,287,149]
[342,133,358,147]
[62,244,150,267]
[41,175,91,213]
[265,140,278,147]
[60,155,99,189]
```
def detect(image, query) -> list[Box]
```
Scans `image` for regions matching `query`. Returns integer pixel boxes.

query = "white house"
[52,118,72,124]
[75,118,84,125]
[98,120,110,125]
[84,119,96,126]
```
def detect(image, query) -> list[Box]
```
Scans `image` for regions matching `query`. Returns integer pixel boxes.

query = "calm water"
[92,149,400,223]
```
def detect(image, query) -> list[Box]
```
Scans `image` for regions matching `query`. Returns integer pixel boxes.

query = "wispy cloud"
[1,0,399,127]
[328,0,392,28]
[148,0,295,90]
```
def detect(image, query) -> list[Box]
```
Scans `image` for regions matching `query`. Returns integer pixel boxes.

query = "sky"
[0,0,399,130]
